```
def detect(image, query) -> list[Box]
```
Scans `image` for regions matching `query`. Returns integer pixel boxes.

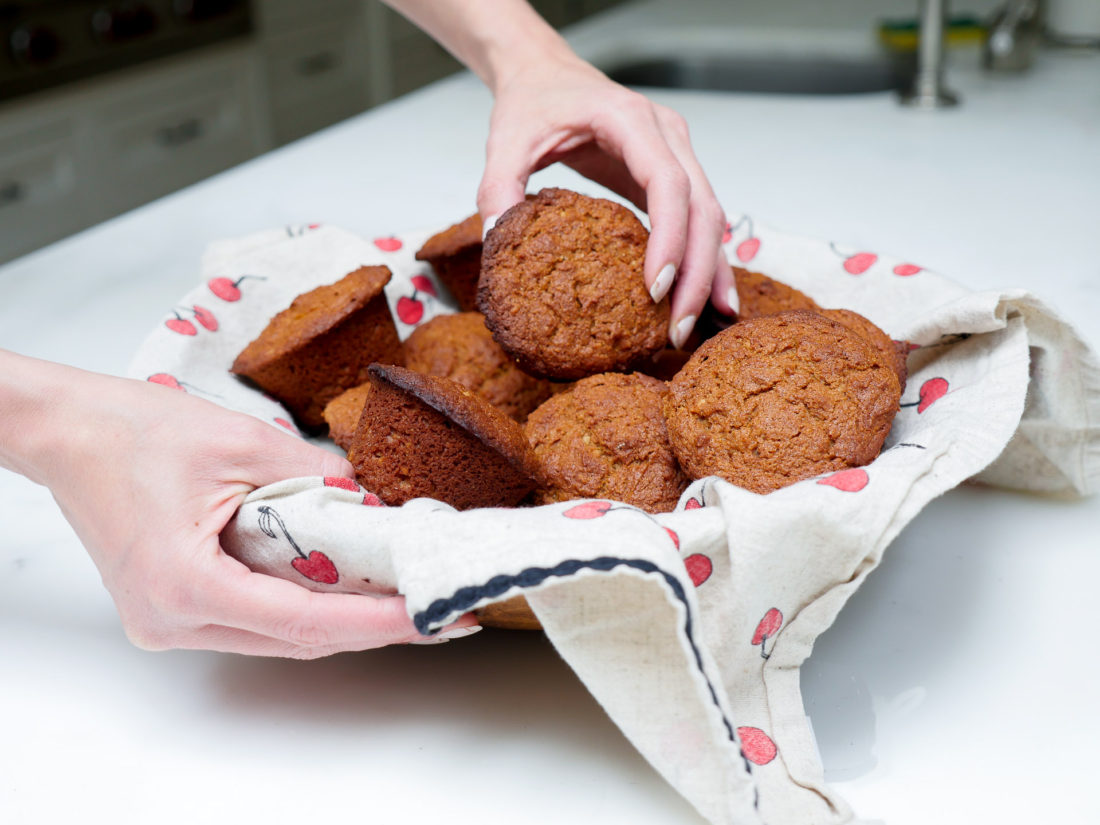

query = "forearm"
[380,0,581,91]
[0,349,94,486]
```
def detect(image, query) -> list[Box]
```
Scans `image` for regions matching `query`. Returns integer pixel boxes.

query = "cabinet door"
[0,117,86,264]
[263,20,372,145]
[89,57,260,215]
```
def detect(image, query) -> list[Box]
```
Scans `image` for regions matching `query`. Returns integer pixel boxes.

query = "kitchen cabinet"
[0,0,627,264]
[0,113,87,262]
[0,43,266,264]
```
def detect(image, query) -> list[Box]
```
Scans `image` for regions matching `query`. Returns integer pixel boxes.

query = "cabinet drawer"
[262,21,371,112]
[91,73,256,214]
[389,36,463,99]
[0,118,87,262]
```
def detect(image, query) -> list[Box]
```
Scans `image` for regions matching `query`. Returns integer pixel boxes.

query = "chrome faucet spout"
[899,0,960,108]
[984,0,1042,71]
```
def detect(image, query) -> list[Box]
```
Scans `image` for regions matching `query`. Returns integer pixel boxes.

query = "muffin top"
[414,213,482,262]
[732,267,820,321]
[525,372,689,513]
[663,311,901,494]
[231,265,392,371]
[477,188,669,380]
[402,312,553,422]
[818,307,909,392]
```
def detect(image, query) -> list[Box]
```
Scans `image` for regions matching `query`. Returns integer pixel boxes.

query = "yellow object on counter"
[878,15,987,51]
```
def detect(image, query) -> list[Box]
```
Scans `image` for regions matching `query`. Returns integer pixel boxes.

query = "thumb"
[243,424,356,489]
[477,139,530,239]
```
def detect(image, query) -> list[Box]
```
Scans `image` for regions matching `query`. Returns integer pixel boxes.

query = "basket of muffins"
[230,188,908,631]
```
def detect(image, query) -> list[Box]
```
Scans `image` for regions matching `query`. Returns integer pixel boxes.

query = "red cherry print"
[208,274,264,302]
[683,553,712,587]
[324,476,359,492]
[291,550,340,585]
[665,527,680,550]
[563,501,614,519]
[817,468,869,492]
[208,277,241,302]
[917,377,949,413]
[893,263,921,277]
[684,497,703,510]
[737,727,777,765]
[410,274,437,296]
[192,305,218,331]
[362,492,384,506]
[148,373,183,391]
[165,316,197,336]
[396,295,424,325]
[736,237,760,262]
[373,237,403,252]
[721,221,733,244]
[844,253,878,275]
[751,608,783,659]
[274,417,298,433]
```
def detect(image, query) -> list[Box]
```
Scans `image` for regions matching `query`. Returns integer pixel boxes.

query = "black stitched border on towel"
[413,555,760,807]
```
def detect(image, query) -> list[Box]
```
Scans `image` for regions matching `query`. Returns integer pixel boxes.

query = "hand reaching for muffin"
[380,0,736,348]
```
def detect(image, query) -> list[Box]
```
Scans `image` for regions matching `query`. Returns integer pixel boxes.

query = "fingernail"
[411,625,483,645]
[650,264,676,303]
[726,286,741,316]
[481,214,500,241]
[670,315,697,350]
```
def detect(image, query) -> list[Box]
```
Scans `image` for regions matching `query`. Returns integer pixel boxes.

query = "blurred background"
[0,0,629,264]
[1,0,1093,264]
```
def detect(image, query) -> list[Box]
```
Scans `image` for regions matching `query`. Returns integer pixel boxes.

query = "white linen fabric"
[129,216,1100,825]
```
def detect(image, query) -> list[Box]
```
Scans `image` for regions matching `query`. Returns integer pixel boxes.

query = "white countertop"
[2,2,1099,824]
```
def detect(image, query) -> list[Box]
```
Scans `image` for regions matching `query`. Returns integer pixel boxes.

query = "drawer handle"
[156,117,204,147]
[0,181,26,207]
[297,51,338,76]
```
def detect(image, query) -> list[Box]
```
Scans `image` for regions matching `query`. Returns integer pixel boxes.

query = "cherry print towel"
[129,216,1100,825]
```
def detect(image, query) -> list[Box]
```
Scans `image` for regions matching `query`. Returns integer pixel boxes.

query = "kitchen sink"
[603,53,915,95]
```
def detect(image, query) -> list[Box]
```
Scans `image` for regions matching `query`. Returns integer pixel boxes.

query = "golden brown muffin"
[733,266,821,320]
[347,364,539,510]
[478,188,669,380]
[322,383,371,451]
[475,595,543,631]
[231,266,404,432]
[818,307,909,393]
[403,312,554,422]
[414,213,482,312]
[663,311,901,494]
[525,372,690,513]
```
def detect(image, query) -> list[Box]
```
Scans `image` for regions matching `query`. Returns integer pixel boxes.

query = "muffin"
[478,188,669,380]
[415,213,482,312]
[525,372,689,513]
[231,266,403,432]
[733,267,821,320]
[322,383,371,451]
[663,311,901,494]
[403,311,554,422]
[475,594,543,631]
[347,364,539,510]
[818,307,909,393]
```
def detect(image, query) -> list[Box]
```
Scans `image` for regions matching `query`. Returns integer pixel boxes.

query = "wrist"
[0,350,95,487]
[476,11,579,94]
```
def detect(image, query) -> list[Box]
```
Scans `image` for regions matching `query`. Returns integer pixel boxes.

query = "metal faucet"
[983,0,1042,71]
[899,0,960,108]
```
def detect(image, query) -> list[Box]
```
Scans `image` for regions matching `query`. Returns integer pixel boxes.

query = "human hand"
[478,54,736,349]
[5,356,476,658]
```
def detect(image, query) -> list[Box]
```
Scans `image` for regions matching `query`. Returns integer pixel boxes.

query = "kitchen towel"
[129,215,1100,825]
